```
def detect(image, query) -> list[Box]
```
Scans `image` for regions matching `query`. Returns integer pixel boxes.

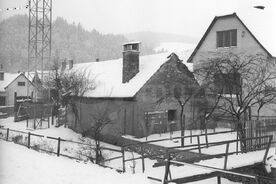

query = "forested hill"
[0,15,155,72]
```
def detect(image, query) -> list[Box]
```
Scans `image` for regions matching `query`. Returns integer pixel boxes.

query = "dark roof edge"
[187,12,272,63]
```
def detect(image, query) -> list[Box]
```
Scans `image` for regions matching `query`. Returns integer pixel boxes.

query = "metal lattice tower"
[28,0,52,84]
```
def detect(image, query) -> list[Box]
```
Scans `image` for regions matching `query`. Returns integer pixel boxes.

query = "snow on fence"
[0,127,124,172]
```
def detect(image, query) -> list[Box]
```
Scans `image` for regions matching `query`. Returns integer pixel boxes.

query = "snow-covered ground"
[0,140,149,184]
[1,117,275,184]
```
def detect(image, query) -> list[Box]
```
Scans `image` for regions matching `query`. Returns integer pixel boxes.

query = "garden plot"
[124,129,241,155]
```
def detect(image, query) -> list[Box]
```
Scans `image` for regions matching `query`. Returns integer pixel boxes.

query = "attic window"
[217,29,237,48]
[18,82,26,86]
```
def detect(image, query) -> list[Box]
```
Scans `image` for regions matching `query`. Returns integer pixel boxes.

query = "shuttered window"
[217,29,237,48]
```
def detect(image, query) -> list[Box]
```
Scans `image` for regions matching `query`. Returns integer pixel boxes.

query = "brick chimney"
[68,59,74,70]
[122,41,140,83]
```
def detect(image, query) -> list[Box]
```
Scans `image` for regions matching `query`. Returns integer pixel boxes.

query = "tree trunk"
[236,118,246,152]
[180,105,184,147]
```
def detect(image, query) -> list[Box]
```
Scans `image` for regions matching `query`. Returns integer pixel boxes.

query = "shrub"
[12,135,23,144]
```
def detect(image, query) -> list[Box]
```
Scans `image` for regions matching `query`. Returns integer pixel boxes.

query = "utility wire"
[0,1,28,12]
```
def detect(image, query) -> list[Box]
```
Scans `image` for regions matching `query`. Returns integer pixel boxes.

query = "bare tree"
[44,58,95,126]
[81,103,113,164]
[194,52,276,149]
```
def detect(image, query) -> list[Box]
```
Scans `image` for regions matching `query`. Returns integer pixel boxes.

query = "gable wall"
[193,16,269,71]
[5,75,35,106]
[135,58,205,136]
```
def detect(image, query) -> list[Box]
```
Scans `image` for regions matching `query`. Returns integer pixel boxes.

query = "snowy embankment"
[0,140,149,184]
[0,117,274,184]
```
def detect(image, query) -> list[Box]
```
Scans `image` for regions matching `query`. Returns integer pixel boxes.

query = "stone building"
[67,42,205,141]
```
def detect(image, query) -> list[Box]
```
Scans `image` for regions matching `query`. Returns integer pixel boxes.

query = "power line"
[0,1,28,12]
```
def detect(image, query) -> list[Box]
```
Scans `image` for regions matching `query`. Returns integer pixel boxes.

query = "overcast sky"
[0,0,275,53]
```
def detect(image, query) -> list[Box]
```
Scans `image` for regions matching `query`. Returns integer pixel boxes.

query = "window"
[168,110,177,121]
[217,29,237,48]
[214,72,241,94]
[0,96,5,106]
[0,72,4,81]
[18,82,26,86]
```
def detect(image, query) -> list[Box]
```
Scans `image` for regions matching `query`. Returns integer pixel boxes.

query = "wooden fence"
[245,119,276,149]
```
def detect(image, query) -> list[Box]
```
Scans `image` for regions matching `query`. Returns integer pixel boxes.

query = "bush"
[12,135,23,144]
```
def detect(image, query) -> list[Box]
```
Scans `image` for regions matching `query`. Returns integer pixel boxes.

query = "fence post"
[224,143,230,170]
[28,132,31,149]
[197,135,201,156]
[141,145,145,173]
[236,130,238,155]
[121,147,125,172]
[205,133,209,148]
[6,128,9,141]
[57,137,61,157]
[163,151,171,184]
[217,176,221,184]
[263,136,272,163]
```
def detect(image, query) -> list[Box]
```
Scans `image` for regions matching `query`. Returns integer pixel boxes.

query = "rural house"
[0,71,35,107]
[187,13,276,120]
[67,42,205,141]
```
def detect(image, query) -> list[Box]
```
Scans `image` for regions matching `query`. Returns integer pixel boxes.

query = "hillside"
[0,15,155,73]
[125,31,198,50]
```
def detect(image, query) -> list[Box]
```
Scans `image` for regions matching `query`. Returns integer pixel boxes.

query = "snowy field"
[0,139,242,184]
[0,140,149,184]
[1,117,275,184]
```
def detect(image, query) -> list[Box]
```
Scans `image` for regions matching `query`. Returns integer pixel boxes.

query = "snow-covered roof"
[0,72,22,92]
[71,50,194,98]
[123,41,141,45]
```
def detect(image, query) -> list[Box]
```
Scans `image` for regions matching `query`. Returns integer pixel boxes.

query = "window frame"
[17,81,26,86]
[216,29,237,48]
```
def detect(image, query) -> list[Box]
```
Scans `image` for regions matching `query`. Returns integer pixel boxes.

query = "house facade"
[0,71,35,106]
[67,42,205,141]
[187,13,276,120]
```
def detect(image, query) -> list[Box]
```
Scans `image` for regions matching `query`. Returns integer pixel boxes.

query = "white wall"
[192,16,269,70]
[5,75,35,105]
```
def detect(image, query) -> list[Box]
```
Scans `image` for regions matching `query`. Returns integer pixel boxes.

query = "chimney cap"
[122,41,141,46]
